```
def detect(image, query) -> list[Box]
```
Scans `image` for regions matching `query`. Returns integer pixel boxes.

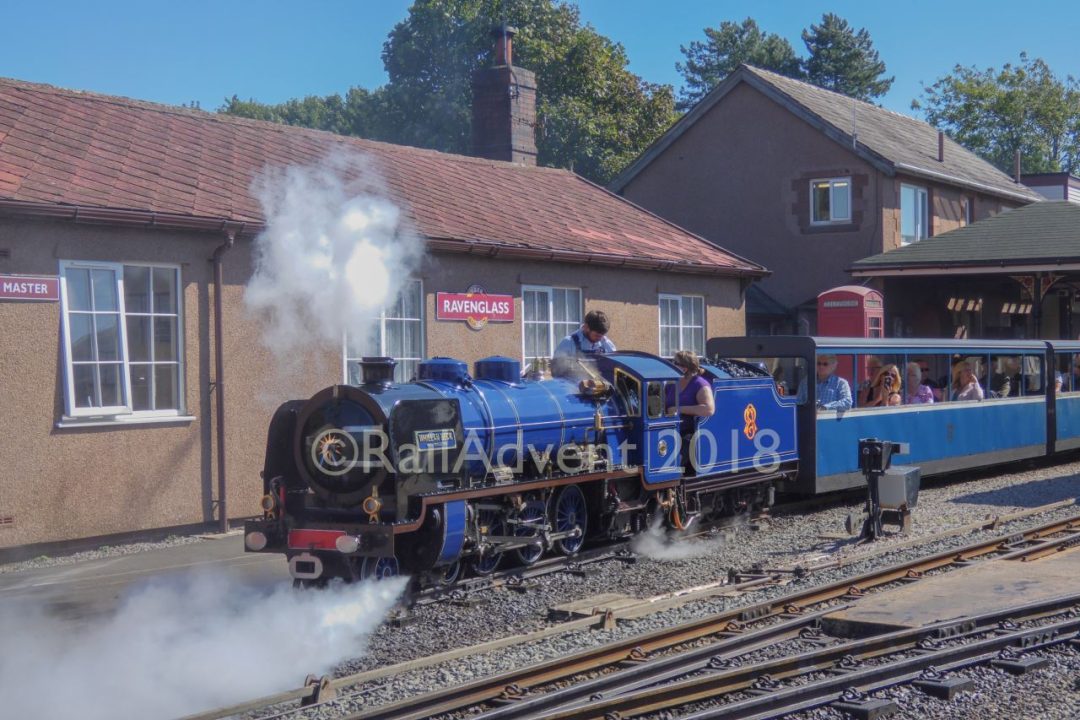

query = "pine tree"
[801,13,893,101]
[676,18,802,110]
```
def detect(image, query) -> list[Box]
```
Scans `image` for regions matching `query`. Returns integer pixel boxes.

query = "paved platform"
[0,533,289,629]
[823,546,1080,637]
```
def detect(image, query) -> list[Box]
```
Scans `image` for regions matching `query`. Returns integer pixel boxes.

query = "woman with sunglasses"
[862,364,903,407]
[667,351,715,432]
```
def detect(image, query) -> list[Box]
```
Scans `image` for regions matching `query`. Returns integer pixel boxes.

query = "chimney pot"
[937,131,944,162]
[1014,149,1022,183]
[492,25,517,67]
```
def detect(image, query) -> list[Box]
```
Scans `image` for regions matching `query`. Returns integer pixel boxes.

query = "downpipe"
[211,232,235,533]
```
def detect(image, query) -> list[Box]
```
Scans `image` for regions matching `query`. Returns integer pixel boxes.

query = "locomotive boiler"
[244,353,798,585]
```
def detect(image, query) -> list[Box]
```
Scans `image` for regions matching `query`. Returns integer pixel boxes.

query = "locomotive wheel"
[361,556,400,581]
[470,509,505,576]
[434,560,461,586]
[514,498,547,565]
[553,484,588,555]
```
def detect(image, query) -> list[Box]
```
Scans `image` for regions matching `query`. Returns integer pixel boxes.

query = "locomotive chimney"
[359,357,397,386]
[471,25,538,166]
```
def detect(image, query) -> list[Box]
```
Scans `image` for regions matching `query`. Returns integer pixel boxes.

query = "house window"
[962,196,975,226]
[345,279,423,383]
[810,177,852,224]
[523,285,582,366]
[901,184,929,244]
[60,261,183,418]
[659,294,705,357]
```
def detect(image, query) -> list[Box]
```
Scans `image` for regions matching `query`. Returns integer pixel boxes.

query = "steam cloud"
[245,153,423,372]
[0,572,406,720]
[630,522,731,561]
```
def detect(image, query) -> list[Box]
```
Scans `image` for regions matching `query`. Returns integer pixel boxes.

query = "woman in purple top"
[667,351,716,432]
[905,362,934,405]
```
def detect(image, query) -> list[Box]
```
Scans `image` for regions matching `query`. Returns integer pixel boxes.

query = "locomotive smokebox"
[359,356,397,386]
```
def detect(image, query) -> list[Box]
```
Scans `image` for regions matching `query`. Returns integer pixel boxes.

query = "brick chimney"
[471,25,537,166]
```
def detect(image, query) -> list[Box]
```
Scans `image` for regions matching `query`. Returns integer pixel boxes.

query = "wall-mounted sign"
[0,275,60,302]
[436,285,514,330]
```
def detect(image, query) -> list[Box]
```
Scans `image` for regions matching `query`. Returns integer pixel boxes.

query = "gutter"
[211,231,237,533]
[425,237,768,278]
[0,199,260,237]
[892,163,1041,204]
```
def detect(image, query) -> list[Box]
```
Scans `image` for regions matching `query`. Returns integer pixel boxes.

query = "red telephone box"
[818,286,885,338]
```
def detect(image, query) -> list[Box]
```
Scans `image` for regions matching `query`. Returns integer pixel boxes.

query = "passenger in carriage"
[952,360,985,401]
[905,362,934,405]
[856,356,884,406]
[666,350,715,433]
[797,354,853,412]
[861,364,903,407]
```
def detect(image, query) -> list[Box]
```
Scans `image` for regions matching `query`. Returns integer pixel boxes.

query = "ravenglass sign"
[437,286,514,330]
[0,275,60,301]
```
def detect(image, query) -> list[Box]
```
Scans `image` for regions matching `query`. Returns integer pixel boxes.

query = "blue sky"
[3,1,1076,118]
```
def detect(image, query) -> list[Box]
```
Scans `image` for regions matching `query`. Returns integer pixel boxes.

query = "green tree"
[914,54,1080,174]
[676,18,803,110]
[220,0,676,185]
[801,13,893,101]
[378,0,676,183]
[220,87,390,138]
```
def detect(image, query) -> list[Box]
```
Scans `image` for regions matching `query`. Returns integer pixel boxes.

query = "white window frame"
[59,260,186,421]
[901,183,929,245]
[658,294,706,358]
[521,285,583,366]
[810,177,852,224]
[343,279,424,383]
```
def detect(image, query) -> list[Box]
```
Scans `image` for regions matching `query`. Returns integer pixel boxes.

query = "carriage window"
[988,355,1021,398]
[1021,355,1044,395]
[646,382,664,419]
[615,371,641,416]
[1055,353,1076,393]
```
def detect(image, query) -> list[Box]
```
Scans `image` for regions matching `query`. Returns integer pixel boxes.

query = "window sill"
[56,414,196,429]
[804,222,859,234]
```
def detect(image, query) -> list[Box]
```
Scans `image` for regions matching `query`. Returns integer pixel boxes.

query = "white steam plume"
[245,153,423,375]
[630,522,731,561]
[0,572,406,720]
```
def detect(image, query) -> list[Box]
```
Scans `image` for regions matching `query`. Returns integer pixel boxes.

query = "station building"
[0,42,763,552]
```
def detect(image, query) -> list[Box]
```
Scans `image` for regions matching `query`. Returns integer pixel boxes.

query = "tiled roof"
[614,65,1043,204]
[0,77,763,276]
[851,201,1080,272]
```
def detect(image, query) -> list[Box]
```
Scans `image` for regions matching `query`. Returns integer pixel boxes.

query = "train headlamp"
[335,535,360,554]
[245,531,268,551]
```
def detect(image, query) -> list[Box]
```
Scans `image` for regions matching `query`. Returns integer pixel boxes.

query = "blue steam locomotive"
[243,353,798,584]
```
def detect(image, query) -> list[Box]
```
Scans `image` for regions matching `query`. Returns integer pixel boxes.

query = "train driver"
[553,310,616,365]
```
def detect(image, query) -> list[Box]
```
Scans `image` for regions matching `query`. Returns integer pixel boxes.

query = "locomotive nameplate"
[415,428,458,451]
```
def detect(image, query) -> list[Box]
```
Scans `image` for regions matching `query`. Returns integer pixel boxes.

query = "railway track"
[330,511,1080,720]
[178,502,1080,720]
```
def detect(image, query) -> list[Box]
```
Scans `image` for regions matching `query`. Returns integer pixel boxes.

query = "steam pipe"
[211,232,236,533]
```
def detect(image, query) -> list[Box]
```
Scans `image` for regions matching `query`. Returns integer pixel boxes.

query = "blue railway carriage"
[706,336,1058,495]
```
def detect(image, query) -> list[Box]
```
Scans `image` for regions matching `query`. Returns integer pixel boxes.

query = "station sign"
[436,285,514,330]
[0,275,60,302]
